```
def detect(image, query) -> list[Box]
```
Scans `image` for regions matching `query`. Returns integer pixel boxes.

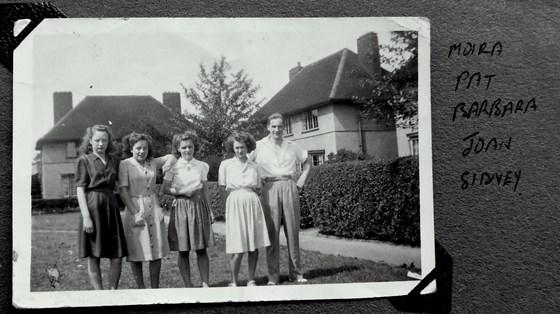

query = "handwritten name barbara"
[452,97,537,122]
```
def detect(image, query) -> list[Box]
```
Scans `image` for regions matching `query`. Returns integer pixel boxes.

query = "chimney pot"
[162,92,181,113]
[357,32,381,76]
[53,92,72,124]
[289,62,303,81]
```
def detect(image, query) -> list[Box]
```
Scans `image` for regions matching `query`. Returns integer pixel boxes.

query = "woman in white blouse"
[219,132,270,287]
[163,132,214,288]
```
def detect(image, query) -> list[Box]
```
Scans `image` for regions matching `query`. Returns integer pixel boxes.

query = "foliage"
[354,31,418,129]
[182,56,264,157]
[32,198,80,214]
[325,148,368,164]
[299,156,420,246]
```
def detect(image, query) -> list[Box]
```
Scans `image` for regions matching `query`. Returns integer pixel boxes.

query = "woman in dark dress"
[75,124,127,290]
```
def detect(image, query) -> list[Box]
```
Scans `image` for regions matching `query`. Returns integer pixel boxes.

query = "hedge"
[298,156,420,246]
[32,198,81,214]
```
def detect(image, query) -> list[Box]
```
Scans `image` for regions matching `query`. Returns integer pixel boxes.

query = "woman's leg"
[130,261,145,289]
[108,258,122,290]
[230,253,243,285]
[248,250,258,283]
[149,259,162,289]
[178,252,192,287]
[87,257,103,290]
[196,249,210,287]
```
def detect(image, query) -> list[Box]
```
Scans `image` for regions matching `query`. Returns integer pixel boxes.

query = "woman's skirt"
[225,189,271,254]
[168,190,214,252]
[79,190,127,258]
[123,194,170,262]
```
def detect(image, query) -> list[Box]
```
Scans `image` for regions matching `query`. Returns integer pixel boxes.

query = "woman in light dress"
[118,132,175,289]
[219,131,270,287]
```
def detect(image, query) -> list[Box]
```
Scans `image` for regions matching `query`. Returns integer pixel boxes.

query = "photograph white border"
[13,17,433,308]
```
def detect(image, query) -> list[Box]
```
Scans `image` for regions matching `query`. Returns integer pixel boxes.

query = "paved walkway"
[211,222,421,267]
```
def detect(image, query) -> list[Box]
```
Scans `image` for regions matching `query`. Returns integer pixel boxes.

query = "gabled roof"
[257,48,386,118]
[36,95,174,150]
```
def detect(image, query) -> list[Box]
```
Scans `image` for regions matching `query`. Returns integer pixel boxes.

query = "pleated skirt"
[168,190,214,252]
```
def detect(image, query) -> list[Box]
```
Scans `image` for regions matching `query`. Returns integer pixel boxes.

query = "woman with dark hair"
[218,131,270,287]
[118,132,175,289]
[75,124,127,290]
[163,131,214,288]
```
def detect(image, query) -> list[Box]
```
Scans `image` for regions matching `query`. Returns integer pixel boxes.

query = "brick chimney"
[162,92,181,112]
[289,62,303,80]
[53,92,72,124]
[357,32,381,76]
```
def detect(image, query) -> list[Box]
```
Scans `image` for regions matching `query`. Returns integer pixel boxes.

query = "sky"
[23,17,422,145]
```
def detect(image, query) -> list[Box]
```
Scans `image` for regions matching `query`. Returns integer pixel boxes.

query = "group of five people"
[75,113,311,289]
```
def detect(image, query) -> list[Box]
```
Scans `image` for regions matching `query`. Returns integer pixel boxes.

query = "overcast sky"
[23,17,421,145]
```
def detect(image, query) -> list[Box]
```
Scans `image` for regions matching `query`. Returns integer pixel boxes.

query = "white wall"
[40,143,78,199]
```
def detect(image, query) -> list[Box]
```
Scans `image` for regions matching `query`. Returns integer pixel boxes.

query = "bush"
[201,155,225,182]
[299,156,420,246]
[32,198,80,214]
[325,148,368,164]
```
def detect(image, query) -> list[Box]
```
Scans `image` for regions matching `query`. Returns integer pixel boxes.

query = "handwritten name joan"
[461,170,522,192]
[462,131,511,157]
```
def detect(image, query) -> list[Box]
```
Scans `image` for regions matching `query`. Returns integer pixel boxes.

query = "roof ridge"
[329,49,348,99]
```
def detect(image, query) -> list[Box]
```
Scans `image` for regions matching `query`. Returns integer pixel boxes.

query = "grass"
[32,212,412,291]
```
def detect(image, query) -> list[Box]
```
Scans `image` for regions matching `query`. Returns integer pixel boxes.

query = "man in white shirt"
[249,112,311,284]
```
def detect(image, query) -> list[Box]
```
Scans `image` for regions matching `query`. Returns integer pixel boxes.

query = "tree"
[182,56,265,157]
[354,31,418,129]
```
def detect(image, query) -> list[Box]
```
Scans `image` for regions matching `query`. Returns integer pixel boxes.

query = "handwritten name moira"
[452,97,537,122]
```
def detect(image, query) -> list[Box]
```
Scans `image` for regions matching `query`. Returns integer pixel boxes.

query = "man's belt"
[264,175,293,182]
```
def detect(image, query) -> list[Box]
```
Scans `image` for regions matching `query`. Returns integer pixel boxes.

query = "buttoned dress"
[75,153,127,258]
[164,158,214,252]
[218,158,270,254]
[119,157,170,262]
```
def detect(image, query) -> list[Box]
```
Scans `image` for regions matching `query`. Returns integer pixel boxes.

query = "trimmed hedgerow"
[32,198,80,214]
[299,156,420,246]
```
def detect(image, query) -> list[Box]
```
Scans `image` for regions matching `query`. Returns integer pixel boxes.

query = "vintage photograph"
[13,17,433,307]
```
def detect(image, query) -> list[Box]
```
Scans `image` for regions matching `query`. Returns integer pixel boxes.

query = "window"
[66,142,77,158]
[407,132,419,156]
[308,150,325,166]
[284,116,293,135]
[61,174,77,198]
[302,109,319,131]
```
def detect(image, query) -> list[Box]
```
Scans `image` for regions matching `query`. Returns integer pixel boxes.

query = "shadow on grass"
[213,265,362,286]
[303,265,361,280]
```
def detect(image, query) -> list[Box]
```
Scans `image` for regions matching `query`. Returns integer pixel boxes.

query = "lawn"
[32,212,411,291]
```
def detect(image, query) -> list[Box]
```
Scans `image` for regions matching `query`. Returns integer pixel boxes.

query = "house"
[35,92,181,199]
[256,32,417,166]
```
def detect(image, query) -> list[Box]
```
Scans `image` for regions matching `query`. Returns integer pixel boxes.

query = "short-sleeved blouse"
[75,153,119,191]
[163,158,209,190]
[248,135,308,178]
[118,156,168,197]
[218,158,262,191]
